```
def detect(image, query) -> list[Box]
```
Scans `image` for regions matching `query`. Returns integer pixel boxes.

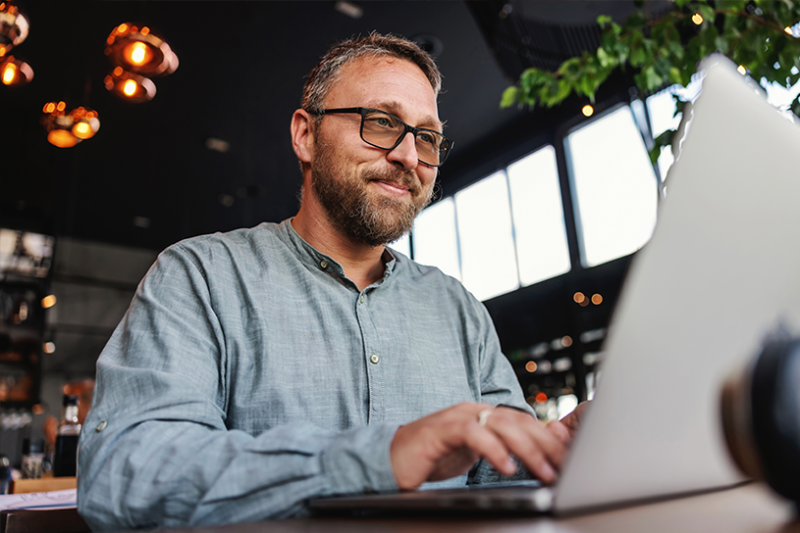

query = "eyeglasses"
[314,107,454,167]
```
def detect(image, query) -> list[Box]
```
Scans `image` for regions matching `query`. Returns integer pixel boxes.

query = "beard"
[311,139,434,248]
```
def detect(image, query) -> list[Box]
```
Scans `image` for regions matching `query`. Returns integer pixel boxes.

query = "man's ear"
[291,109,314,165]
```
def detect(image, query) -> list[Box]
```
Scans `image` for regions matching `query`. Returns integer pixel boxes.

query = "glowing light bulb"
[2,62,16,85]
[582,104,594,117]
[592,293,603,305]
[43,342,56,354]
[737,65,746,75]
[123,41,154,68]
[41,295,57,308]
[525,361,538,373]
[73,122,91,138]
[573,292,585,304]
[123,79,138,96]
[692,13,703,25]
[785,27,793,36]
[131,43,147,65]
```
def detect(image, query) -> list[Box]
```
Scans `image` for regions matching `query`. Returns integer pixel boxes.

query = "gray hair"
[302,32,442,122]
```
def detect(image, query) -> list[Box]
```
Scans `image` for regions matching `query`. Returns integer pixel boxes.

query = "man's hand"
[390,402,571,490]
[544,401,589,445]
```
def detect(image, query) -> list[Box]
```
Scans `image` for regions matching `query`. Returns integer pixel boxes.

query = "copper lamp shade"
[0,1,29,56]
[104,23,178,77]
[103,66,156,103]
[41,102,101,148]
[0,54,32,86]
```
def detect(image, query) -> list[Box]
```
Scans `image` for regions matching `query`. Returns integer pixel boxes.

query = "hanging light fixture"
[0,54,32,86]
[105,23,178,76]
[0,2,30,56]
[69,106,100,139]
[103,65,156,103]
[41,101,101,148]
[0,2,33,87]
[104,22,178,102]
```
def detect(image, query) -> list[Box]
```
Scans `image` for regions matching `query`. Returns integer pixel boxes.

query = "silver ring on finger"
[477,408,493,427]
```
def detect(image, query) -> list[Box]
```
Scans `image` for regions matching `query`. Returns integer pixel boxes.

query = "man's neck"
[292,206,387,291]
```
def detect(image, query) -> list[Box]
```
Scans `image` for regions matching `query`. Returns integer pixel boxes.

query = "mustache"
[362,168,422,196]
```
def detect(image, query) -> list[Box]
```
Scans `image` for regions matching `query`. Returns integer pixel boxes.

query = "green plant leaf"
[792,94,800,118]
[500,86,519,108]
[597,14,613,27]
[698,5,716,25]
[643,66,663,91]
[596,47,617,68]
[649,129,676,164]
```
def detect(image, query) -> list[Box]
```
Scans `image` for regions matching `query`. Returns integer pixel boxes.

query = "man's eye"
[418,132,439,147]
[366,113,397,128]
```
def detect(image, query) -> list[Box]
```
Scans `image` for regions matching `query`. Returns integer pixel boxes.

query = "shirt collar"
[277,218,398,289]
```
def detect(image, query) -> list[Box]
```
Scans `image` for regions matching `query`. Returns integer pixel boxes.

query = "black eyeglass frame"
[313,107,454,167]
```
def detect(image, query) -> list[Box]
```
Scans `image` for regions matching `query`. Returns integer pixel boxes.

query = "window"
[455,172,519,301]
[389,232,410,258]
[507,146,571,286]
[567,106,658,268]
[412,144,573,301]
[412,197,460,281]
[646,78,703,179]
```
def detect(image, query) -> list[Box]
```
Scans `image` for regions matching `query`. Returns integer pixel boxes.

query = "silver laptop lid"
[556,55,800,512]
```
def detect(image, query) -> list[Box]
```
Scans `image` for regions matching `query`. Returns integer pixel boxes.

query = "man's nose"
[387,131,419,170]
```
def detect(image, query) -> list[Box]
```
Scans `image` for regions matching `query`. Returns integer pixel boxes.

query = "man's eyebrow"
[369,101,444,131]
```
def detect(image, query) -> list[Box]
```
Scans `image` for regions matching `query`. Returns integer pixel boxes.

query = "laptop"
[311,55,800,515]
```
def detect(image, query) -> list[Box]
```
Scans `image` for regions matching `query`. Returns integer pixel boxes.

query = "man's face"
[310,56,440,247]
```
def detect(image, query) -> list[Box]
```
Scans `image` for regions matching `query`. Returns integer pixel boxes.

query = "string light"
[737,65,746,75]
[691,13,703,25]
[582,104,594,117]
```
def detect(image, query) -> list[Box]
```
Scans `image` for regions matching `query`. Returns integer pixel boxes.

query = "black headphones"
[721,338,800,503]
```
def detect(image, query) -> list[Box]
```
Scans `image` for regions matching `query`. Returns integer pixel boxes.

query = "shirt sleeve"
[468,298,537,484]
[77,244,400,531]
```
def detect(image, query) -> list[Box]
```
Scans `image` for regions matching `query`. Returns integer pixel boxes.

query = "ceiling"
[0,1,642,253]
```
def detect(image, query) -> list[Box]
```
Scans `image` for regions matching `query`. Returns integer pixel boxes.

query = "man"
[78,33,583,531]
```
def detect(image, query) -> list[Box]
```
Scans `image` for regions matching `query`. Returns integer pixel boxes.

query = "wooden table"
[154,483,797,533]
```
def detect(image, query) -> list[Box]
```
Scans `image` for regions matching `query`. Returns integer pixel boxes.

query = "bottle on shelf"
[53,394,81,477]
[21,438,44,479]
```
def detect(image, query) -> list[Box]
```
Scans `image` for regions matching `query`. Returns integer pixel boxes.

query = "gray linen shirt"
[77,218,532,530]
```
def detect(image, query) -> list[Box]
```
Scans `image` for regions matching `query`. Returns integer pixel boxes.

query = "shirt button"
[360,295,365,304]
[96,420,107,432]
[369,354,380,364]
[320,260,328,269]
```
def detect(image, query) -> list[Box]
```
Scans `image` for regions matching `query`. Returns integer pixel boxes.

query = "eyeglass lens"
[360,110,448,166]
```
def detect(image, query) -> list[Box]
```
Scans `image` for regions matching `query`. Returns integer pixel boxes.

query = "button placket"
[355,288,383,422]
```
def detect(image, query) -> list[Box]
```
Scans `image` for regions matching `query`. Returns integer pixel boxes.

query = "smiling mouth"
[371,179,412,196]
